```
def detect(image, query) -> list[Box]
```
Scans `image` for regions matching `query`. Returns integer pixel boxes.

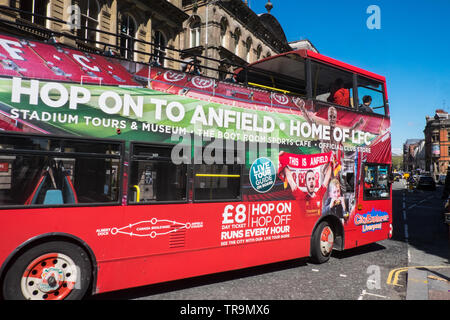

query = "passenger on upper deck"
[359,95,373,113]
[327,78,350,107]
[181,58,201,75]
[224,73,238,83]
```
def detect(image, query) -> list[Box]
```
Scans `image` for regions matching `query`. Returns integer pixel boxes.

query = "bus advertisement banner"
[0,76,391,232]
[0,77,385,149]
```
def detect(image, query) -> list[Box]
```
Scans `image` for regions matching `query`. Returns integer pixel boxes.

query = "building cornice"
[182,0,291,53]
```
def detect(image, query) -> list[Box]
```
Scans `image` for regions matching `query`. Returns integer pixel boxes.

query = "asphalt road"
[90,180,448,301]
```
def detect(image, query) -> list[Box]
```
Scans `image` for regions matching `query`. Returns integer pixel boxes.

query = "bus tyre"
[311,221,334,264]
[2,241,92,300]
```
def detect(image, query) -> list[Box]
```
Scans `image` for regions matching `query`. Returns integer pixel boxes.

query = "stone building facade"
[0,0,297,78]
[0,0,188,70]
[181,0,292,78]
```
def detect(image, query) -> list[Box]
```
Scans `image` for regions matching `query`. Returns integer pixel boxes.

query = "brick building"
[424,109,450,177]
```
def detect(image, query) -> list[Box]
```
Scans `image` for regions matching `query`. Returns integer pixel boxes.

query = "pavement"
[406,265,450,300]
[405,224,450,300]
[400,180,450,300]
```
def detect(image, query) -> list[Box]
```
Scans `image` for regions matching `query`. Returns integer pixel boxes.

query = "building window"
[245,37,252,62]
[190,18,201,48]
[233,28,241,56]
[119,13,136,59]
[153,30,166,66]
[19,0,49,27]
[432,132,440,143]
[220,17,228,48]
[256,45,262,61]
[78,0,100,44]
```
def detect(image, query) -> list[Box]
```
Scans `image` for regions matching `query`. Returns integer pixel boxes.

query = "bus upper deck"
[0,5,389,120]
[0,32,389,134]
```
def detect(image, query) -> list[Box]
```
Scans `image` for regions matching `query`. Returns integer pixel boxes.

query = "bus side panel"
[343,223,391,250]
[92,200,315,294]
[95,236,310,294]
[343,198,392,250]
[0,206,126,281]
[0,200,316,295]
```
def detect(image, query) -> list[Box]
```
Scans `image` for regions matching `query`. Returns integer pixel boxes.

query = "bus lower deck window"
[128,144,187,204]
[194,164,241,201]
[0,135,122,207]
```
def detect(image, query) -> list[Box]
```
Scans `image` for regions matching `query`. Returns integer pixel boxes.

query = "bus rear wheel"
[2,241,92,300]
[311,221,334,264]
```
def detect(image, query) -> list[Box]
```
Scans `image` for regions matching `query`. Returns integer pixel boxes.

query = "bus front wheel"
[310,221,334,264]
[2,241,92,300]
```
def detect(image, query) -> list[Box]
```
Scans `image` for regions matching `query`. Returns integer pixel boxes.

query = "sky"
[248,0,450,153]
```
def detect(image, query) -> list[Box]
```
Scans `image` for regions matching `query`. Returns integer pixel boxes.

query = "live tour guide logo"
[249,158,276,193]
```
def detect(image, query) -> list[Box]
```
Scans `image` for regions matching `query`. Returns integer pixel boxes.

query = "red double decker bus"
[0,25,392,300]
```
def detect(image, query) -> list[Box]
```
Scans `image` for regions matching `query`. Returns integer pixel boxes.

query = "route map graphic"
[96,218,204,239]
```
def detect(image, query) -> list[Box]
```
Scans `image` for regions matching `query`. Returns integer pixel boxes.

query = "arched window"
[245,37,252,62]
[220,17,228,48]
[234,28,241,56]
[79,0,100,44]
[19,0,49,27]
[119,13,136,59]
[256,45,262,61]
[190,17,201,48]
[153,30,166,66]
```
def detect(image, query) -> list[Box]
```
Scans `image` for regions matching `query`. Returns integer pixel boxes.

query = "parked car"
[416,175,436,191]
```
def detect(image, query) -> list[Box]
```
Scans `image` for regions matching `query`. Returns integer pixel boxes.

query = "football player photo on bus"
[278,150,335,217]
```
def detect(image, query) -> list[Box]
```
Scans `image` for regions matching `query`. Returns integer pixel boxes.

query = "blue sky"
[249,0,450,152]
